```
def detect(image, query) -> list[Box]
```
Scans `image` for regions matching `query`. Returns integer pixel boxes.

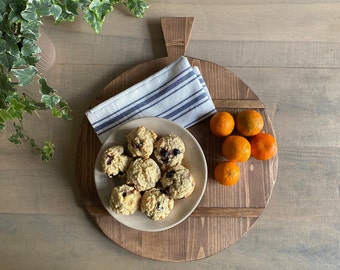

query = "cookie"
[109,184,141,215]
[160,164,195,199]
[126,158,161,191]
[154,134,185,170]
[140,188,174,220]
[126,126,158,158]
[101,145,132,178]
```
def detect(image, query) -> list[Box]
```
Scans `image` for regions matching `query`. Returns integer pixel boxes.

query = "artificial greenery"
[0,0,148,161]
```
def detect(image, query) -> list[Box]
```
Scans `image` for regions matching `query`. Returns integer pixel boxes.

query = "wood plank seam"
[85,205,264,218]
[213,99,265,109]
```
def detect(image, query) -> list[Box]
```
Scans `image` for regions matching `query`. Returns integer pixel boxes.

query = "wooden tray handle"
[161,17,194,60]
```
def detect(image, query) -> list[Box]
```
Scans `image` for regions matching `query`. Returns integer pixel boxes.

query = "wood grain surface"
[75,17,278,262]
[1,2,340,269]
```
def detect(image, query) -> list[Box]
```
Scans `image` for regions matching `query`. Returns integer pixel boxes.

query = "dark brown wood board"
[75,17,278,262]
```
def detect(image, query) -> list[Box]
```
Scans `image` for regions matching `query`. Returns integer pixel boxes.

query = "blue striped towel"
[86,56,216,143]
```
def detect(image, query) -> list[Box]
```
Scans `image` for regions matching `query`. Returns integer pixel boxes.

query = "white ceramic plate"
[94,117,207,232]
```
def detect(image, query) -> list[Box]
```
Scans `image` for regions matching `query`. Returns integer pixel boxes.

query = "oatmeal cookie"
[154,134,185,170]
[160,164,195,199]
[126,126,158,158]
[101,145,132,178]
[109,184,141,215]
[140,188,174,220]
[126,158,161,191]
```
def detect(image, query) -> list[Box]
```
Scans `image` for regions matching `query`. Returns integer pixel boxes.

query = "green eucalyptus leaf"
[12,66,38,86]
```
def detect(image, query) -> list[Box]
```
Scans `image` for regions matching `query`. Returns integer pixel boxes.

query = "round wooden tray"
[75,17,278,262]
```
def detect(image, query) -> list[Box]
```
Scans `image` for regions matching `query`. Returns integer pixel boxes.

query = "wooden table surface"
[1,1,339,269]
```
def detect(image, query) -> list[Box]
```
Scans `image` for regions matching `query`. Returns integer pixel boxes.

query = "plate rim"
[94,116,208,232]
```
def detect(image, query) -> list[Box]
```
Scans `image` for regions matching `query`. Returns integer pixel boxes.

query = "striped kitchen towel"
[86,56,216,143]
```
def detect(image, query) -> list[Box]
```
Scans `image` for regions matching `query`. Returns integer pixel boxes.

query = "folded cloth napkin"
[86,56,216,143]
